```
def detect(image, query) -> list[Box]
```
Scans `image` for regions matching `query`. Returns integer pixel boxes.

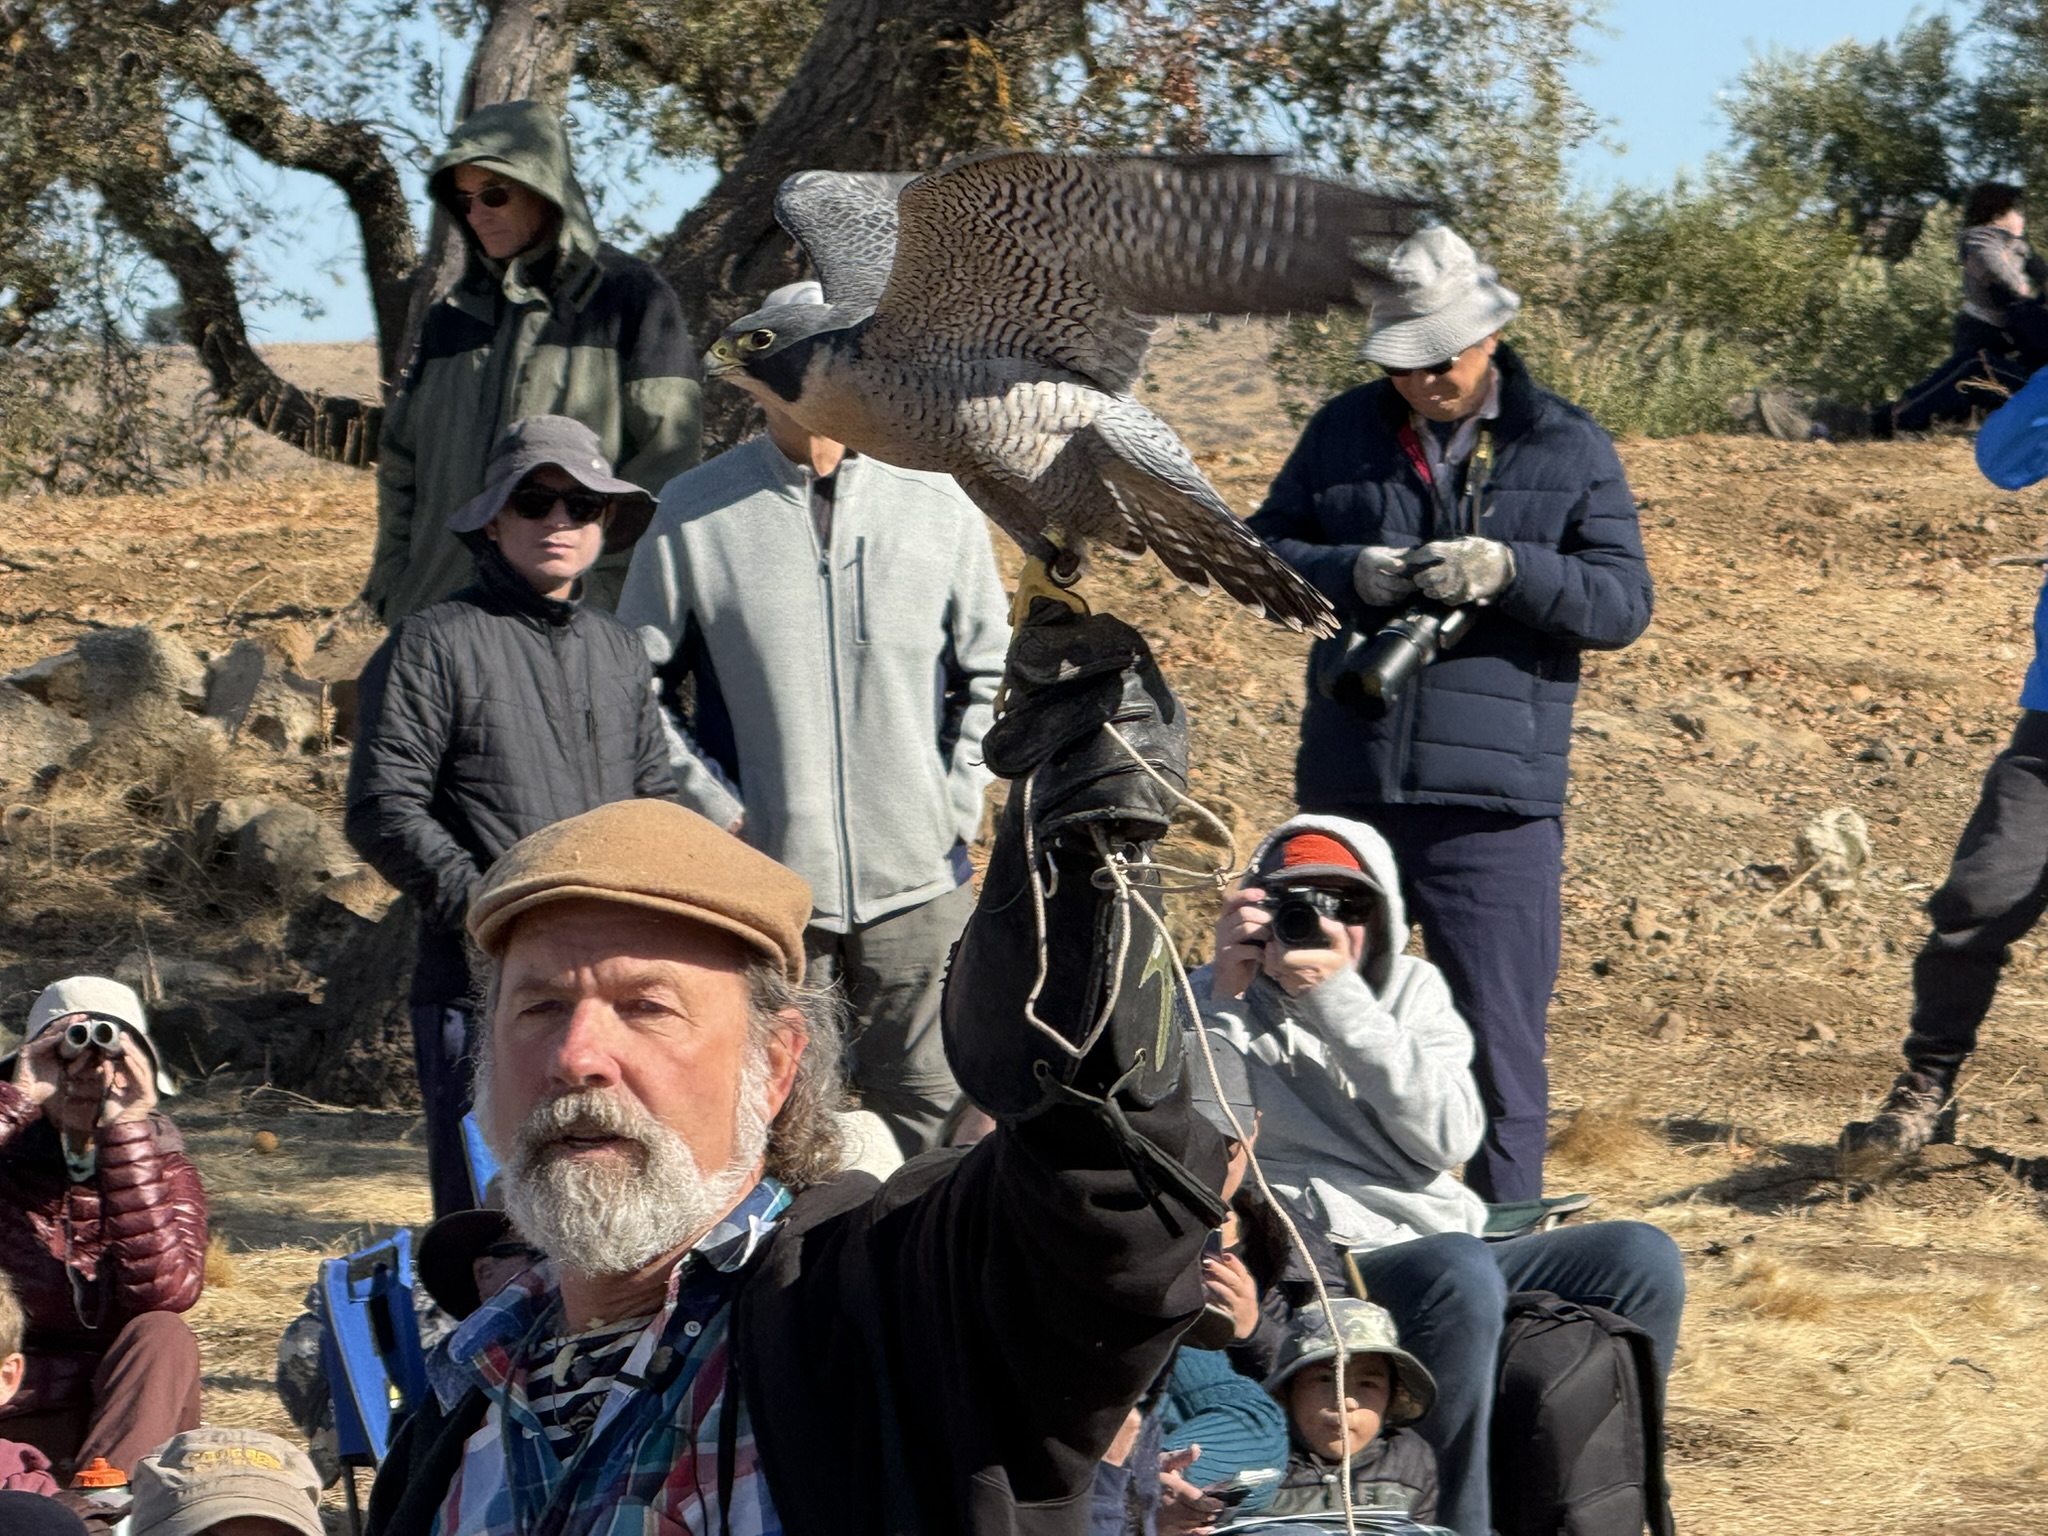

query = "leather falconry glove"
[942,600,1223,1227]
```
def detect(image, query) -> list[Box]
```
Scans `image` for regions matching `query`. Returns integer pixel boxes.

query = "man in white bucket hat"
[1247,226,1654,1208]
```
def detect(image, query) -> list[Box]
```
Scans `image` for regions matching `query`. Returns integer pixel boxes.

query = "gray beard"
[480,1052,773,1278]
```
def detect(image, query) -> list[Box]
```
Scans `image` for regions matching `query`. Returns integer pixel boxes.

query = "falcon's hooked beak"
[704,327,779,379]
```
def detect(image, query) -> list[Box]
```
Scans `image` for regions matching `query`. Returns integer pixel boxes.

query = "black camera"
[1315,600,1476,715]
[1259,884,1374,950]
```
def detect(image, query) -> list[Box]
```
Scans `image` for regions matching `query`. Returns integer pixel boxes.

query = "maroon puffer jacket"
[0,1081,208,1416]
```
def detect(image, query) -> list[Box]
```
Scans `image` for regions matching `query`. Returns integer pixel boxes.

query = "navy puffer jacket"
[1248,345,1652,817]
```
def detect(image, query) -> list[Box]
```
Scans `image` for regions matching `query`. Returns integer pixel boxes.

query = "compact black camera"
[1258,884,1374,950]
[1316,600,1477,715]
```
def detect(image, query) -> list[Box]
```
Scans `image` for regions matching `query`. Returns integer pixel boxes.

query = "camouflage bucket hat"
[1265,1298,1437,1427]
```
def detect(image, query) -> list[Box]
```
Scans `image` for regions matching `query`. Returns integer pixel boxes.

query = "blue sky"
[252,0,1959,344]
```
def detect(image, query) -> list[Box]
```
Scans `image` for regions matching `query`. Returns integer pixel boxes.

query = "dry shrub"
[203,1232,238,1290]
[74,720,233,826]
[1548,1099,1662,1172]
[1728,1253,1834,1322]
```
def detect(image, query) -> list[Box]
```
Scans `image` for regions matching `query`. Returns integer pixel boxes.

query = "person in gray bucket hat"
[1264,1298,1442,1522]
[345,413,698,1218]
[1246,224,1653,1220]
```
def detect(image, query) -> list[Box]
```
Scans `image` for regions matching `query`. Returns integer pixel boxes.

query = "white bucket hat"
[1359,226,1521,369]
[5,975,178,1097]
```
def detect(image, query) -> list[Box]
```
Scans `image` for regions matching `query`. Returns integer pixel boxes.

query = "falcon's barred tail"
[1085,399,1338,637]
[1097,455,1338,635]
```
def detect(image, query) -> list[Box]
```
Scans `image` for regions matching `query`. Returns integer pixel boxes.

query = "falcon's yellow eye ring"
[740,328,776,352]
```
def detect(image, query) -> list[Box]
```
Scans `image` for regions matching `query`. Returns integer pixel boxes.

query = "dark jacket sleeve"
[96,1111,207,1319]
[613,267,704,496]
[1248,400,1374,627]
[1492,427,1653,650]
[343,623,484,934]
[365,1385,490,1536]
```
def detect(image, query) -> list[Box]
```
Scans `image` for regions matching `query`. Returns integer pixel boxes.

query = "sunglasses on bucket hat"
[503,480,615,526]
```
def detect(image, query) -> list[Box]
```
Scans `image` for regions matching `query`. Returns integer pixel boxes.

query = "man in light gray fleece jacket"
[1197,813,1685,1536]
[617,312,1010,1156]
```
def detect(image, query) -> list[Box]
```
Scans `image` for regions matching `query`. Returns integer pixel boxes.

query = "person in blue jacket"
[1842,366,2048,1172]
[1248,226,1654,1203]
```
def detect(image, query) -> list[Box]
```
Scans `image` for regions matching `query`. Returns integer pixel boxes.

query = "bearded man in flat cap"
[365,609,1227,1536]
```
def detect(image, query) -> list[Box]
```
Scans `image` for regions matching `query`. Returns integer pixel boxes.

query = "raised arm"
[870,608,1228,1505]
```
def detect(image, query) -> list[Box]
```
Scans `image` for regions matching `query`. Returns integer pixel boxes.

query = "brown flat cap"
[466,799,813,982]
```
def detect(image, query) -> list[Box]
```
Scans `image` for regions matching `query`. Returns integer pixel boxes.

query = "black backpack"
[1490,1290,1676,1536]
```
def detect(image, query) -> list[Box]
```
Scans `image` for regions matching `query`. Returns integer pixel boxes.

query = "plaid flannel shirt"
[428,1179,791,1536]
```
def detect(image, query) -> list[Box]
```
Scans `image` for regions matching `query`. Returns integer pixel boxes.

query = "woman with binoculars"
[0,976,206,1484]
[1247,227,1655,1205]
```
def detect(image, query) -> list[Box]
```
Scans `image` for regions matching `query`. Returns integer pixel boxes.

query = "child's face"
[0,1351,22,1410]
[1287,1353,1393,1461]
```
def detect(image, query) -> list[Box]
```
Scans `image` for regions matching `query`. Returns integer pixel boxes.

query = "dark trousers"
[1890,313,2041,432]
[410,1001,479,1220]
[1352,1223,1686,1536]
[1904,710,2048,1084]
[1345,804,1563,1202]
[2,1312,202,1479]
[806,883,972,1158]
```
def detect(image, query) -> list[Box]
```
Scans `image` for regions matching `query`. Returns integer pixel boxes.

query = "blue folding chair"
[316,1230,429,1531]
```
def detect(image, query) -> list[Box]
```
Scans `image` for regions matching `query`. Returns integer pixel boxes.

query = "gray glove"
[1352,545,1418,605]
[1411,537,1515,605]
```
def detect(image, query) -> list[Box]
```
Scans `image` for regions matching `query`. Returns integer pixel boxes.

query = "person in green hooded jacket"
[364,100,704,624]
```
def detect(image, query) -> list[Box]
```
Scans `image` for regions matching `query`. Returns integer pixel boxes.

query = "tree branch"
[166,28,418,388]
[92,120,381,465]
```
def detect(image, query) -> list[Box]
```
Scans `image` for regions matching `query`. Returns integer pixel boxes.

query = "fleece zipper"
[806,471,859,926]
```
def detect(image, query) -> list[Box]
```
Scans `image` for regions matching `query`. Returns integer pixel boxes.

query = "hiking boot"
[1838,1070,1955,1179]
[1807,398,1873,443]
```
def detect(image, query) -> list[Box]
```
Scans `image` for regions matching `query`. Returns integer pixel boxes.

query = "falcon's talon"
[996,554,1092,714]
[1007,552,1091,631]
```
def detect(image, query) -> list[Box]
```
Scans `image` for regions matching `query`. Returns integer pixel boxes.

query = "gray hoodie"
[1198,813,1488,1252]
[617,435,1010,930]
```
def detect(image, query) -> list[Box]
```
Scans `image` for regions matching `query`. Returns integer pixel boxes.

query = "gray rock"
[0,681,89,790]
[59,627,208,725]
[194,795,357,892]
[204,639,327,753]
[3,651,87,712]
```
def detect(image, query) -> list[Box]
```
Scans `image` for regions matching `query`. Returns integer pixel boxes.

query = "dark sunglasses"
[452,184,515,215]
[504,483,614,526]
[1384,357,1459,378]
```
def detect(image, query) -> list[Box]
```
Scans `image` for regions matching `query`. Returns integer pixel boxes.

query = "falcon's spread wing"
[774,171,918,310]
[866,153,1423,392]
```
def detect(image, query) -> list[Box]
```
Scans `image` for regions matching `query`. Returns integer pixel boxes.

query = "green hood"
[428,100,600,286]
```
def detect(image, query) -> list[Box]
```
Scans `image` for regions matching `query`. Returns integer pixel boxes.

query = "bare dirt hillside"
[4,331,2048,1532]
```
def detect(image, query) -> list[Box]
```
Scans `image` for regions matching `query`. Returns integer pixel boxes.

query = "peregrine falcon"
[704,153,1422,635]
